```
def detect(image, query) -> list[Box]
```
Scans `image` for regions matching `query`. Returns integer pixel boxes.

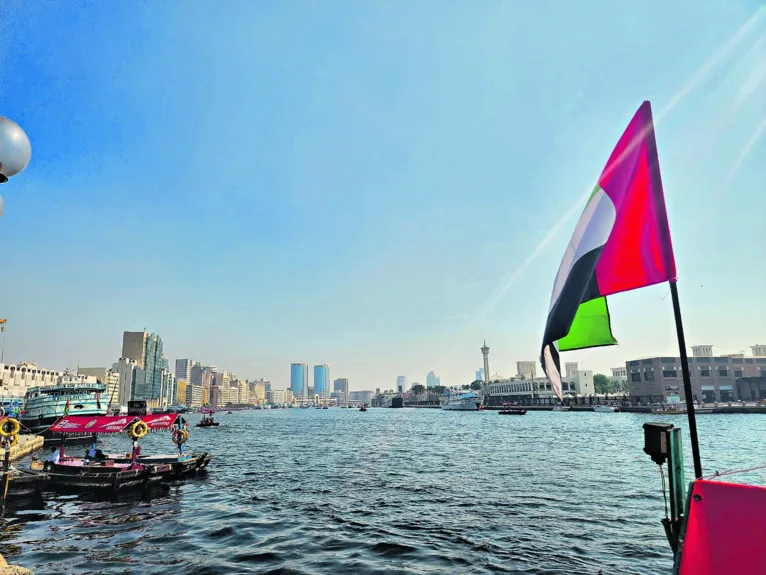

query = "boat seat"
[678,479,766,574]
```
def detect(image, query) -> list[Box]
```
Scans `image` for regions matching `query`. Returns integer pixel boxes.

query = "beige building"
[0,362,65,398]
[516,361,537,379]
[176,379,187,406]
[627,349,766,403]
[186,383,203,408]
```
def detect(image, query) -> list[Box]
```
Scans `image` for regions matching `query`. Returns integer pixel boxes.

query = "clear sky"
[1,1,764,391]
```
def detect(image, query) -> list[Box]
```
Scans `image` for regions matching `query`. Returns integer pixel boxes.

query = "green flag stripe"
[557,296,618,352]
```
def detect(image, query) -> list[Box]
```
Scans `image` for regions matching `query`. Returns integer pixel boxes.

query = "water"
[4,409,766,574]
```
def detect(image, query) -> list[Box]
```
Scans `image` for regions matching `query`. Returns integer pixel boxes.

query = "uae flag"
[541,101,677,399]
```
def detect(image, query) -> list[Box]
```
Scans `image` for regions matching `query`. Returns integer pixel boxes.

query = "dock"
[8,435,44,462]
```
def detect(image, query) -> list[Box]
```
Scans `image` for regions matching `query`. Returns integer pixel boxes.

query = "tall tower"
[481,340,490,383]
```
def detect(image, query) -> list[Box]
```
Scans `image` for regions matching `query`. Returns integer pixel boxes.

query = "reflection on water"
[4,409,766,574]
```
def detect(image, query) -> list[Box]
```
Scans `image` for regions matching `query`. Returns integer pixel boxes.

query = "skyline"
[1,2,764,391]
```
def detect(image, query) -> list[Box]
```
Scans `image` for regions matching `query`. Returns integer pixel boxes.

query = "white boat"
[440,391,482,411]
[552,406,570,412]
[593,405,618,413]
[20,376,107,435]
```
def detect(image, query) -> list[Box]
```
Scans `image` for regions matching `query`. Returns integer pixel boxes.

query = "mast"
[669,280,702,479]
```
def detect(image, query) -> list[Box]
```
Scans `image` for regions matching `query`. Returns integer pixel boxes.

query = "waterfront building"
[752,345,766,357]
[611,367,628,388]
[426,371,440,388]
[485,377,555,405]
[291,363,308,396]
[269,389,291,404]
[314,364,330,398]
[396,376,406,393]
[252,381,267,404]
[175,359,193,383]
[564,362,579,378]
[627,351,766,404]
[237,380,248,404]
[112,358,138,409]
[176,379,187,406]
[349,390,373,405]
[517,361,537,379]
[78,367,120,408]
[186,383,203,408]
[691,345,713,357]
[333,378,349,404]
[0,362,72,398]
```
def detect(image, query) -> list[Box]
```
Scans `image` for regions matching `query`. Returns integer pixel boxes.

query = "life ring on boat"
[128,420,148,440]
[0,417,21,438]
[172,429,188,445]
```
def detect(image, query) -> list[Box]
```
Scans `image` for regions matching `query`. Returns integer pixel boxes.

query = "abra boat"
[4,465,50,496]
[43,414,212,491]
[21,376,107,436]
[440,390,482,411]
[197,410,219,427]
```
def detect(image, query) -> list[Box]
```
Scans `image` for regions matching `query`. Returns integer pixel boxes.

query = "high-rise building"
[290,363,308,396]
[123,331,165,404]
[475,368,484,382]
[314,364,330,398]
[112,358,138,409]
[191,362,204,385]
[396,376,406,393]
[426,371,440,388]
[122,331,149,367]
[333,378,349,404]
[175,359,193,383]
[517,361,538,379]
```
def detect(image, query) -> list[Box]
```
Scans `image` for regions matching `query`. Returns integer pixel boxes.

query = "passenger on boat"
[47,447,60,464]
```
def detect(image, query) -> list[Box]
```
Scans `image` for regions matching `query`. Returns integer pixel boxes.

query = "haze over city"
[1,1,764,390]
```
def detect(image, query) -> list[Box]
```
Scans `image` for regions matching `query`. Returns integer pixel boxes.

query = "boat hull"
[45,461,171,492]
[499,409,527,415]
[593,405,618,413]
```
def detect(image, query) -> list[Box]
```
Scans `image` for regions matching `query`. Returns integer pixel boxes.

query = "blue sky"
[1,1,764,390]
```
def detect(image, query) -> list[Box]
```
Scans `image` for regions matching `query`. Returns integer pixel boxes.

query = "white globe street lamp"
[0,116,32,217]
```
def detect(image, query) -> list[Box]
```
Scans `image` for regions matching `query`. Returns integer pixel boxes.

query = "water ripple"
[5,409,766,574]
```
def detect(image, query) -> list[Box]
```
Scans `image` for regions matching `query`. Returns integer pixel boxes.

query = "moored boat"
[498,409,527,415]
[20,377,108,437]
[552,406,570,412]
[593,405,618,413]
[440,390,482,411]
[41,413,212,492]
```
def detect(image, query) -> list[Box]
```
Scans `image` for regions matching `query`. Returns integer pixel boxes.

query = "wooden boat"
[197,411,219,427]
[359,405,368,412]
[41,413,212,492]
[4,466,49,496]
[498,409,527,415]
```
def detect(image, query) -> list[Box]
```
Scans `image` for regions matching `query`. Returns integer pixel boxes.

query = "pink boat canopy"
[678,479,766,574]
[49,414,183,435]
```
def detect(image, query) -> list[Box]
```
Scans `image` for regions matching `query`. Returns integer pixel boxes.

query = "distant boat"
[440,391,482,411]
[359,405,368,412]
[593,405,618,413]
[498,408,526,416]
[552,406,570,412]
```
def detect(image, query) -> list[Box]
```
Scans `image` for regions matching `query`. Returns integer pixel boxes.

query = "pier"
[8,435,44,462]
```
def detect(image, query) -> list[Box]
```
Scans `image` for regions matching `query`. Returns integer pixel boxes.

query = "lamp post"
[0,116,33,217]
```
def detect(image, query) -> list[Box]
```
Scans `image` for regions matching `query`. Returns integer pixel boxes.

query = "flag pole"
[669,279,702,478]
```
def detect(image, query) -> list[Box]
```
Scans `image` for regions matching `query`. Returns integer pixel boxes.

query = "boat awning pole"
[670,280,702,479]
